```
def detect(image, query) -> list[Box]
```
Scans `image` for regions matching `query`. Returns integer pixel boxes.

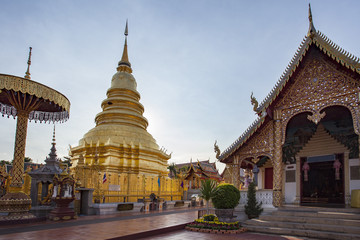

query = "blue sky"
[0,1,359,172]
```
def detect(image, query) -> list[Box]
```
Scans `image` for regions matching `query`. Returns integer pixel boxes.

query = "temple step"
[243,206,360,240]
[273,209,360,220]
[244,225,359,240]
[260,214,360,227]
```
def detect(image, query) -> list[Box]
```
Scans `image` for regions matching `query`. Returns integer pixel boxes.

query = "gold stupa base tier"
[0,192,32,213]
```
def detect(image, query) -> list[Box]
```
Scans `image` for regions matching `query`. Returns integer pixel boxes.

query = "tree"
[167,163,177,178]
[199,179,217,214]
[62,156,72,167]
[244,182,263,219]
[0,160,11,166]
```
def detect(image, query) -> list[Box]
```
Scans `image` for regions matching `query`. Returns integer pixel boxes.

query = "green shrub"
[211,183,240,209]
[244,182,263,219]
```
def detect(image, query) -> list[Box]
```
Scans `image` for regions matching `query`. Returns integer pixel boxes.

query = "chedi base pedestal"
[0,192,36,221]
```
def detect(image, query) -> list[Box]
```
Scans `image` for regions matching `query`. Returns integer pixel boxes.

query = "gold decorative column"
[10,110,29,191]
[233,156,240,189]
[273,110,283,207]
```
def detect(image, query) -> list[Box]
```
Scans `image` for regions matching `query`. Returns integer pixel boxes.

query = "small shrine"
[28,126,64,217]
[48,170,76,221]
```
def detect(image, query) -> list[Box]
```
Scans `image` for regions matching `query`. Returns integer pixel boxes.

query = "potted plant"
[211,183,240,222]
[244,182,263,219]
[199,179,217,214]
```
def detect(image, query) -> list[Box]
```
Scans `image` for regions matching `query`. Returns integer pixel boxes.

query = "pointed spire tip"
[117,20,132,73]
[307,3,316,37]
[24,47,32,79]
[125,19,128,36]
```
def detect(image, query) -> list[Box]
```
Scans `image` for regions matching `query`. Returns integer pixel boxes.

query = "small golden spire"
[24,47,32,79]
[52,124,56,144]
[307,3,316,37]
[117,20,132,73]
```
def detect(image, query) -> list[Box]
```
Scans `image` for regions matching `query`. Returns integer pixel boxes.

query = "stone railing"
[239,189,274,208]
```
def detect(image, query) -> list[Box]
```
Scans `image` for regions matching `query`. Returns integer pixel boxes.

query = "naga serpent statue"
[214,140,221,159]
[250,92,259,113]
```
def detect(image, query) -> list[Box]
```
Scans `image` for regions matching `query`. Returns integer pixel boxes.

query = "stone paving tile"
[142,230,311,240]
[0,211,198,240]
[0,209,311,240]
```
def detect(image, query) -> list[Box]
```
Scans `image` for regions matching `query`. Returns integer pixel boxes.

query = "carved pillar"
[233,155,240,189]
[294,156,301,205]
[10,110,29,191]
[273,110,283,207]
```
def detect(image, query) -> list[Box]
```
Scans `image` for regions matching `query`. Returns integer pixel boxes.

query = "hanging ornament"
[302,161,310,182]
[333,159,341,180]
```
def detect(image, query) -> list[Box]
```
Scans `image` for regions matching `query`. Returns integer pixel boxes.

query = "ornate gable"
[275,46,360,143]
[218,6,360,163]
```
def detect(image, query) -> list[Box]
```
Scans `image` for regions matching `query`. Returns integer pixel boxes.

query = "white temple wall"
[257,168,264,189]
[284,164,296,204]
[349,158,360,192]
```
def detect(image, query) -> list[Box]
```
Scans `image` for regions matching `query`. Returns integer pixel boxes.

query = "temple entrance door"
[264,167,273,189]
[301,154,344,205]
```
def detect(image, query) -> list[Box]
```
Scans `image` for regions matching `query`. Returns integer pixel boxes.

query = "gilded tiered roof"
[183,160,223,181]
[218,4,360,162]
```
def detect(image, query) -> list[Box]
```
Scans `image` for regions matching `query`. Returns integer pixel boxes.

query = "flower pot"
[215,209,235,223]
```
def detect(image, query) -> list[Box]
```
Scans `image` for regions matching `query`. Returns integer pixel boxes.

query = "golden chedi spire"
[70,20,170,177]
[307,3,316,38]
[24,47,32,79]
[94,20,148,130]
[117,20,132,73]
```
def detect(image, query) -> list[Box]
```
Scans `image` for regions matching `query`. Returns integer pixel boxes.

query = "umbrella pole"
[9,110,29,192]
[0,110,34,221]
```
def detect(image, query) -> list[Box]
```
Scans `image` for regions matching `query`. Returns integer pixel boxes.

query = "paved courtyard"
[0,208,309,240]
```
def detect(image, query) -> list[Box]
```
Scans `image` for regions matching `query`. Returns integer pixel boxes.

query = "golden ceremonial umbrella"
[0,47,70,220]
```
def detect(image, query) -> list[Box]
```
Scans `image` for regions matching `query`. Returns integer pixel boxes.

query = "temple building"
[70,23,182,202]
[217,6,360,207]
[173,160,223,188]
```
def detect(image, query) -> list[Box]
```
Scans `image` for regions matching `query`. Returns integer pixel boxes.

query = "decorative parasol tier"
[0,48,71,221]
[0,74,70,123]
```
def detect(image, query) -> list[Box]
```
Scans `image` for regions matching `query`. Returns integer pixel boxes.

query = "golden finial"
[117,20,132,73]
[52,124,56,144]
[24,47,32,79]
[307,3,316,37]
[124,19,128,36]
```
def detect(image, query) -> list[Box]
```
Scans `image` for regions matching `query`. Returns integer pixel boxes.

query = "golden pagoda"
[70,22,179,202]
